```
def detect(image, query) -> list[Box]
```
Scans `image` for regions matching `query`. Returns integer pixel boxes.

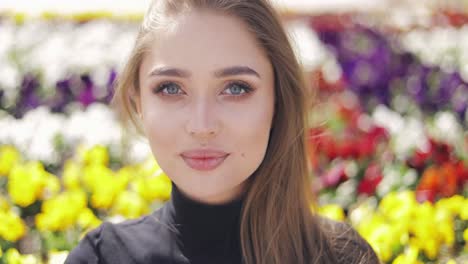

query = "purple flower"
[316,30,341,48]
[48,78,75,113]
[391,52,417,78]
[314,22,466,123]
[452,82,468,121]
[438,72,461,105]
[0,89,4,109]
[78,74,96,107]
[14,73,41,118]
[330,27,394,107]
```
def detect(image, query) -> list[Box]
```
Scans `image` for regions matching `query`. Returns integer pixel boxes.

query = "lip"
[181,149,229,171]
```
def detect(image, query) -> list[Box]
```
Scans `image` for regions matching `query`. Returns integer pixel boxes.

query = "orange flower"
[416,166,439,203]
[439,163,457,198]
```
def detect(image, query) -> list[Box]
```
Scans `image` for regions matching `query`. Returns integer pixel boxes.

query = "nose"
[185,98,220,140]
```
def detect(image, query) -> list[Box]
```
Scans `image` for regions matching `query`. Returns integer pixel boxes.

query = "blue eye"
[152,81,254,98]
[153,82,183,95]
[224,81,253,96]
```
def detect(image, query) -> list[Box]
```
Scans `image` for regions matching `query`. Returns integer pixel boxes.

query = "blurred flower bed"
[0,12,467,264]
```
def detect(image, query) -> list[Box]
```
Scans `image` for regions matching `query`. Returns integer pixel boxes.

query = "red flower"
[356,137,375,158]
[357,163,383,196]
[415,189,437,204]
[407,149,431,170]
[368,126,389,141]
[454,160,468,184]
[320,163,348,188]
[407,138,454,169]
[338,140,356,159]
[431,139,453,165]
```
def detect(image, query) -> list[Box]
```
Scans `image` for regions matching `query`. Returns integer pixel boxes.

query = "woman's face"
[137,10,275,204]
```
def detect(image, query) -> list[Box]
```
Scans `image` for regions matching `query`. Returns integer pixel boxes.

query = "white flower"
[429,111,464,146]
[372,105,404,134]
[401,26,468,77]
[0,107,65,164]
[0,103,125,164]
[62,103,122,148]
[372,105,428,160]
[0,61,20,104]
[127,136,152,164]
[0,20,14,56]
[24,107,65,164]
[47,251,69,264]
[29,25,71,88]
[1,19,138,92]
[286,20,328,71]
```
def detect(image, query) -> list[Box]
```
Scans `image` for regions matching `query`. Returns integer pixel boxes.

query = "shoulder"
[65,215,151,264]
[65,208,181,264]
[317,216,381,264]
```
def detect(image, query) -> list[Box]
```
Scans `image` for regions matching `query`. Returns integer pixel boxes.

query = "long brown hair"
[113,0,339,263]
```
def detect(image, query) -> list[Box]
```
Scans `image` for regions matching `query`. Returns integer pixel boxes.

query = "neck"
[168,182,244,258]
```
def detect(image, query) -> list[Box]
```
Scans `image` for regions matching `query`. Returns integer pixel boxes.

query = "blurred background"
[0,0,467,263]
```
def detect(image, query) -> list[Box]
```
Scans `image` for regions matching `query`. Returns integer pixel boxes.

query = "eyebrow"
[148,66,261,79]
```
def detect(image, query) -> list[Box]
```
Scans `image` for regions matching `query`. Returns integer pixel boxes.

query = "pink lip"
[181,149,229,171]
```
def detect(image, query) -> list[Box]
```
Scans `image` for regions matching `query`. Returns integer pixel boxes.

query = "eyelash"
[152,81,254,99]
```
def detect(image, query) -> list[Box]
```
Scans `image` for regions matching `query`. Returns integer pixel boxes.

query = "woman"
[65,0,380,263]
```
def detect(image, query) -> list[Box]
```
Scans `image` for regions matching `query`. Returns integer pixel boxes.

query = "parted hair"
[112,0,380,263]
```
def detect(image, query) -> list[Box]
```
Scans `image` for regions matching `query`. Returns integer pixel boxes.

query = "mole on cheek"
[241,153,245,158]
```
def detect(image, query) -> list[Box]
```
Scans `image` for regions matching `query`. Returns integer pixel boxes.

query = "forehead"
[140,10,272,76]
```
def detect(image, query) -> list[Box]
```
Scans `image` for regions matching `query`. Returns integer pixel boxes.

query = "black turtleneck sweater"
[65,183,244,264]
[65,182,379,264]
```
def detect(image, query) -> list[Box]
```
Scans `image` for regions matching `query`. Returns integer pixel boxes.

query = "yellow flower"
[436,195,464,217]
[36,190,87,232]
[85,166,119,209]
[8,162,47,207]
[318,204,345,221]
[81,145,109,166]
[0,145,21,176]
[460,199,468,220]
[138,157,162,177]
[0,210,26,242]
[114,166,134,191]
[350,199,397,262]
[463,228,468,242]
[112,191,149,219]
[5,248,21,264]
[392,244,423,264]
[63,160,82,190]
[349,200,375,226]
[133,171,172,202]
[13,12,26,24]
[77,208,101,229]
[4,248,38,264]
[361,218,394,262]
[42,172,61,199]
[410,202,435,238]
[410,236,439,260]
[351,191,467,261]
[437,219,455,246]
[0,195,10,212]
[379,191,417,222]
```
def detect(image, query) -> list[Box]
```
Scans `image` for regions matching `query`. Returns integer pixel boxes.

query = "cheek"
[231,102,273,163]
[139,102,180,160]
